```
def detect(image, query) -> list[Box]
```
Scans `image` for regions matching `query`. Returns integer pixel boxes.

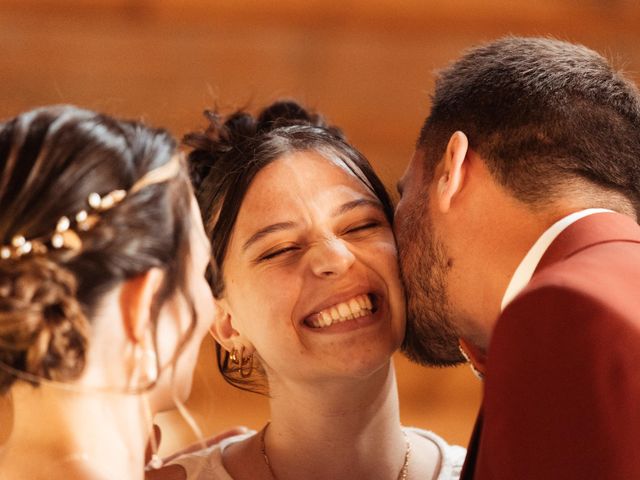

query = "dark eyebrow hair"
[242,198,383,253]
[242,221,297,252]
[332,198,384,217]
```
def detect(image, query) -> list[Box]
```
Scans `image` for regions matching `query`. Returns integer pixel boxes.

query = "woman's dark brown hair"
[184,100,395,393]
[0,105,196,393]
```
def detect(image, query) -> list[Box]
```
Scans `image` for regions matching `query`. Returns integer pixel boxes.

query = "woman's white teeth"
[348,298,360,312]
[309,294,373,328]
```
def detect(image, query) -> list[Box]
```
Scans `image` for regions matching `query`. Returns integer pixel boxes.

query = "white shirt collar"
[500,208,613,311]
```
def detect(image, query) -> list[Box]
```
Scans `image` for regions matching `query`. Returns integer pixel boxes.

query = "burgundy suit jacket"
[461,212,640,479]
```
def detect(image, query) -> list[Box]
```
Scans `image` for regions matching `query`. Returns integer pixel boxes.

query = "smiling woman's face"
[218,150,405,385]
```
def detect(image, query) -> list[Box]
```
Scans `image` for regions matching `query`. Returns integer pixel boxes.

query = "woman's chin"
[320,341,397,381]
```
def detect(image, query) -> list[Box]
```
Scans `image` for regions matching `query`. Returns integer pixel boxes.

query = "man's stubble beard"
[397,201,466,367]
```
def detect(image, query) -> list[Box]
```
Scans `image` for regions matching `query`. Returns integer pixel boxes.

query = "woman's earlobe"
[209,300,239,349]
[210,301,257,361]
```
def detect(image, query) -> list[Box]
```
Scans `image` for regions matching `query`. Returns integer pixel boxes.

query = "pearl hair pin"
[0,155,181,261]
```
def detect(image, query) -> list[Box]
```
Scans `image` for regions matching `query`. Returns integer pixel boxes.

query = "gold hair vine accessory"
[0,155,182,261]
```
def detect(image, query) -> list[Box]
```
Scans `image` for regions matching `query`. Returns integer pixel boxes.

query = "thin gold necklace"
[260,423,411,480]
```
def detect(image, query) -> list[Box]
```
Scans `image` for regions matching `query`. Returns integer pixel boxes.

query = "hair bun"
[257,100,317,128]
[257,100,344,138]
[184,109,257,191]
[184,99,345,191]
[0,257,89,392]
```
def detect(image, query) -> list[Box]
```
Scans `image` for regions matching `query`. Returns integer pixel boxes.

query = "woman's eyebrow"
[242,221,297,252]
[332,198,383,217]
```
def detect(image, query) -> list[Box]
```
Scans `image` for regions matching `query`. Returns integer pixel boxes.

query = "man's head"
[396,36,640,367]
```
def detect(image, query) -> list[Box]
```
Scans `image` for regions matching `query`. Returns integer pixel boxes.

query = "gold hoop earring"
[229,348,239,364]
[239,348,254,379]
[229,346,254,378]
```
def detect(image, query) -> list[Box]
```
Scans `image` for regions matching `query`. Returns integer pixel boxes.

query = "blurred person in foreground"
[395,36,640,479]
[0,106,216,479]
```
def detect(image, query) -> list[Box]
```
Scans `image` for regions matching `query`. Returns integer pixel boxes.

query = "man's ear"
[436,131,469,213]
[120,268,164,343]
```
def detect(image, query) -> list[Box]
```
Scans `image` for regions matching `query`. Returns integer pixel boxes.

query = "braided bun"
[1,106,194,397]
[0,257,89,393]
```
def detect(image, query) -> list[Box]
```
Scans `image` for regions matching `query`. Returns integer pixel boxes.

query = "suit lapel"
[534,212,640,275]
[461,213,639,479]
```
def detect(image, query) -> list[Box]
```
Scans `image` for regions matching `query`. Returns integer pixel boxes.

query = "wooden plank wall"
[1,0,638,454]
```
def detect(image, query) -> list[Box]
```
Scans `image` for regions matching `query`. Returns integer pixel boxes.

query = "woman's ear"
[120,268,164,343]
[210,298,244,353]
[436,131,469,213]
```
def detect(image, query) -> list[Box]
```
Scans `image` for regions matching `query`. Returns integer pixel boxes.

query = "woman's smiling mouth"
[304,293,379,328]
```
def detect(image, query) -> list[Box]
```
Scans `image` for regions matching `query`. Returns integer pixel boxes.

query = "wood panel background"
[1,0,639,455]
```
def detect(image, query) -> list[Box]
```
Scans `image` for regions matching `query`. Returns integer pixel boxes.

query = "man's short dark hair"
[418,36,640,212]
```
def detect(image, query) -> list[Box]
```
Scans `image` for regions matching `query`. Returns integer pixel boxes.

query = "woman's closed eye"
[343,220,383,236]
[257,245,301,262]
[254,218,386,263]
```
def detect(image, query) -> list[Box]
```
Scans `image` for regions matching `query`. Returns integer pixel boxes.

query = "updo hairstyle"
[184,100,394,392]
[0,105,196,394]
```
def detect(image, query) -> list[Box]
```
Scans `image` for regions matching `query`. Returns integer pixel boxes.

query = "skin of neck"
[0,290,156,480]
[0,383,151,480]
[260,360,408,480]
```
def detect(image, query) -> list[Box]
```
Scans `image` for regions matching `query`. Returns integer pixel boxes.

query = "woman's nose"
[309,238,356,278]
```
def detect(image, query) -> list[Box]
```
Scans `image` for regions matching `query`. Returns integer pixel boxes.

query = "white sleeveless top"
[169,426,466,479]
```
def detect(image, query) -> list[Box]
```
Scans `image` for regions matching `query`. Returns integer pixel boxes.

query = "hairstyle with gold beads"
[0,105,195,393]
